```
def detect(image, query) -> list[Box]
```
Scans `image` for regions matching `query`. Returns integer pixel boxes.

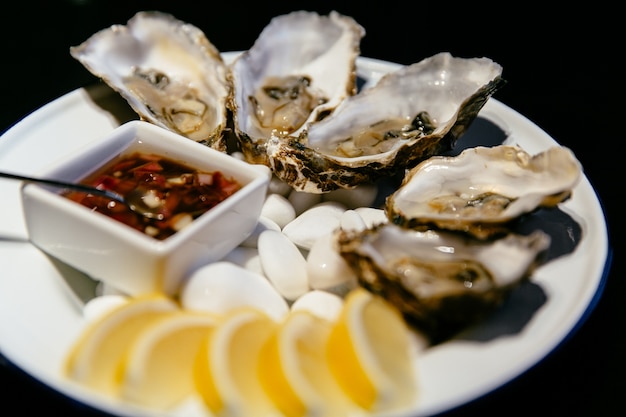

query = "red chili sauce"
[63,152,242,240]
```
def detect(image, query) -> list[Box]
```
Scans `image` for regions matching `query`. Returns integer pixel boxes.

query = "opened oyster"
[335,223,551,343]
[386,145,582,238]
[70,11,231,150]
[230,10,365,164]
[266,52,506,193]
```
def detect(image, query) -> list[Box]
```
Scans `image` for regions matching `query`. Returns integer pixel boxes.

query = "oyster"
[229,10,365,164]
[386,145,582,238]
[70,11,231,150]
[335,223,551,343]
[267,52,506,193]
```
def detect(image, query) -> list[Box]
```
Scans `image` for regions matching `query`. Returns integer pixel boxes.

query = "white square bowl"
[21,120,270,296]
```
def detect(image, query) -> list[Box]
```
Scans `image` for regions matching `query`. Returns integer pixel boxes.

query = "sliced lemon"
[194,307,278,417]
[118,310,220,409]
[327,287,418,412]
[258,309,356,417]
[64,294,179,396]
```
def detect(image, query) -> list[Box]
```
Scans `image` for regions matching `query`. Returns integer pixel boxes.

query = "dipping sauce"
[63,152,242,240]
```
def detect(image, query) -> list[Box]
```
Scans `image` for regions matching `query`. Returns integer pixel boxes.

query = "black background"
[1,1,622,416]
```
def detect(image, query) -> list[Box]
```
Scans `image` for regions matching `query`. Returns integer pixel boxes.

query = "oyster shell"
[386,145,582,238]
[229,10,365,164]
[70,11,231,150]
[335,223,551,343]
[267,52,506,193]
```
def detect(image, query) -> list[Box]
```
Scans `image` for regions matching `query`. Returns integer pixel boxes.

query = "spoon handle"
[0,171,123,201]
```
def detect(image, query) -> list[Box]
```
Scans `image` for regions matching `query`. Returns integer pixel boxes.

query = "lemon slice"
[64,294,179,396]
[118,310,220,409]
[258,309,355,417]
[194,307,278,417]
[327,287,418,412]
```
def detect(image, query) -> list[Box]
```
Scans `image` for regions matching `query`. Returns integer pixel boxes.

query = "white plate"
[0,54,610,417]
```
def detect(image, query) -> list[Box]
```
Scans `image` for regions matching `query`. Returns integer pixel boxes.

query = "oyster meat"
[230,10,365,164]
[266,52,506,193]
[386,145,583,238]
[335,223,551,343]
[70,11,231,150]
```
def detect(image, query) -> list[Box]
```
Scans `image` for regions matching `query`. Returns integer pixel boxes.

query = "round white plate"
[0,54,610,417]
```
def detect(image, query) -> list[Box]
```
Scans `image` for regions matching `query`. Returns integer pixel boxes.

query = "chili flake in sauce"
[63,152,242,240]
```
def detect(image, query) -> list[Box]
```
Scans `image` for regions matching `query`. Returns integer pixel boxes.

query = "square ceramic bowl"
[21,120,270,297]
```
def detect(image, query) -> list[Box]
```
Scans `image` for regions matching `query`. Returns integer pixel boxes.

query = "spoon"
[0,171,165,220]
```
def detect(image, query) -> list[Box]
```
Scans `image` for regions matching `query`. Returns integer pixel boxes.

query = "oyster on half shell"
[230,10,365,165]
[267,52,506,193]
[335,223,551,343]
[70,11,231,150]
[386,145,583,238]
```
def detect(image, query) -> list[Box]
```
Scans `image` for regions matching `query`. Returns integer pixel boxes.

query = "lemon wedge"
[118,310,220,409]
[194,307,278,417]
[327,287,418,412]
[64,294,179,396]
[258,309,356,417]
